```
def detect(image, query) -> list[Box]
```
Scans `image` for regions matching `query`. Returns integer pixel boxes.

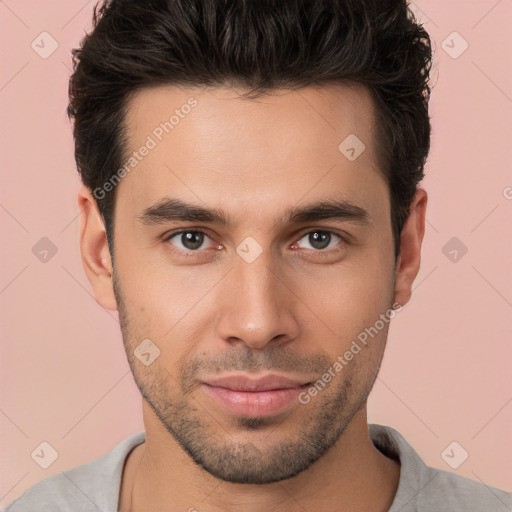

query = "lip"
[202,374,311,391]
[200,373,312,418]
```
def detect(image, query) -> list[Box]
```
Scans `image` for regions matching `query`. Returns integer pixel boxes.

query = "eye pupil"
[309,231,331,249]
[182,231,204,250]
[171,230,339,254]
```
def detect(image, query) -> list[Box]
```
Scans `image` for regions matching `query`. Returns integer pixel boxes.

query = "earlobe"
[393,188,428,308]
[77,185,118,311]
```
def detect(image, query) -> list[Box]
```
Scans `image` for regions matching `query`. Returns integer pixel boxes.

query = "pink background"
[1,0,511,506]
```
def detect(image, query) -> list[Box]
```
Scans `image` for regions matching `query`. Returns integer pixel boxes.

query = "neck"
[120,405,400,512]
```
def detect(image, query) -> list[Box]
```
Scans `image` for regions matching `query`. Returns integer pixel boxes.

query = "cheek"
[118,265,221,368]
[296,254,394,337]
[116,243,208,317]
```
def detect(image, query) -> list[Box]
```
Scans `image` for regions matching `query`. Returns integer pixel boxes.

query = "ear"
[393,188,428,307]
[77,185,118,311]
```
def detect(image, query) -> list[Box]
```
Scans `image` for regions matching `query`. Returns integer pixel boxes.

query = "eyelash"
[162,229,348,258]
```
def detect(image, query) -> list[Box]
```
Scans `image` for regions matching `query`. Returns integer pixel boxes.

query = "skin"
[78,83,427,511]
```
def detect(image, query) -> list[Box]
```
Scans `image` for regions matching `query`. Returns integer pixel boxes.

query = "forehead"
[124,83,378,154]
[117,83,387,225]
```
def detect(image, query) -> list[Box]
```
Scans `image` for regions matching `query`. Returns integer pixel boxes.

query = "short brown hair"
[67,0,433,262]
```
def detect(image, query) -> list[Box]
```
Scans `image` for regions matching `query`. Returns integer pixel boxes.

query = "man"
[6,0,511,511]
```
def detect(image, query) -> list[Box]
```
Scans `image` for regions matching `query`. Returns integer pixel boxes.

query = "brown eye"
[295,231,342,251]
[166,230,211,251]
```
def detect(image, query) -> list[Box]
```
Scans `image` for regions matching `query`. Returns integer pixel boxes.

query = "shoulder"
[2,472,93,512]
[3,432,146,512]
[418,465,512,510]
[369,424,512,512]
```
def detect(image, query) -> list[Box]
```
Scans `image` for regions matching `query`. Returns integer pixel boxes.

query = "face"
[104,84,400,483]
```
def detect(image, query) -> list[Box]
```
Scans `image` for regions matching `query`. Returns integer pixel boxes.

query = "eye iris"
[182,231,204,250]
[309,231,331,249]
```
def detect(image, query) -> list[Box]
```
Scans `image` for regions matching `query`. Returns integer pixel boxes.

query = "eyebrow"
[136,197,370,228]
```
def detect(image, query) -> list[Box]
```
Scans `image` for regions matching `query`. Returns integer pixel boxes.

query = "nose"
[216,248,300,350]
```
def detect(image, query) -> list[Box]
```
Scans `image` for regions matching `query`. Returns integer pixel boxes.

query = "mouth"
[200,373,313,418]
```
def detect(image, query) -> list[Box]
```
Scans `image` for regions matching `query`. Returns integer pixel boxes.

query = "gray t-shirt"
[3,423,511,511]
